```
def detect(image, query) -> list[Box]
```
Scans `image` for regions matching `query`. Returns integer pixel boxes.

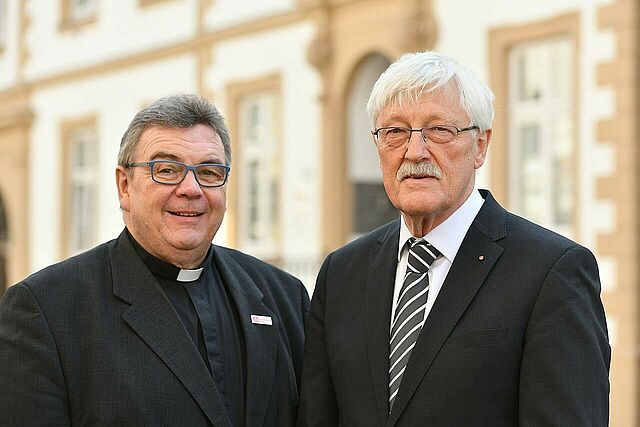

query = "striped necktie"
[389,237,441,411]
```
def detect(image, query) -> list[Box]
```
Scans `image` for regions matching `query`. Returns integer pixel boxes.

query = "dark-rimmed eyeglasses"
[126,160,230,188]
[372,125,479,148]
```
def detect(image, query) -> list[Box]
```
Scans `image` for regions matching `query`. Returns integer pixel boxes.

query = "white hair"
[366,51,495,131]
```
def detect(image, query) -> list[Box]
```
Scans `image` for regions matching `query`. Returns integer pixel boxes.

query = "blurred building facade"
[0,0,637,424]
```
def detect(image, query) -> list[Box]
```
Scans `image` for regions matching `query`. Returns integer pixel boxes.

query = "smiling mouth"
[169,211,203,217]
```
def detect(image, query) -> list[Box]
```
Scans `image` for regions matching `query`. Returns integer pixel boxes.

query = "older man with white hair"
[299,51,610,426]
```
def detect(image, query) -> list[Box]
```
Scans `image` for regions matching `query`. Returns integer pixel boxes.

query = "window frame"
[60,116,99,257]
[226,75,283,261]
[507,37,576,237]
[489,13,580,240]
[238,89,281,255]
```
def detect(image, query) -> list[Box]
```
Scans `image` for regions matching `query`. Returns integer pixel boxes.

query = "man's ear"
[474,128,492,169]
[115,166,131,212]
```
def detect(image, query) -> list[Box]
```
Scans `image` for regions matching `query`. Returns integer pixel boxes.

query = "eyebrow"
[149,152,180,161]
[149,152,224,164]
[379,112,452,127]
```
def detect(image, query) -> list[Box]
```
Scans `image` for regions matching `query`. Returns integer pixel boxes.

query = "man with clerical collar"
[0,94,309,427]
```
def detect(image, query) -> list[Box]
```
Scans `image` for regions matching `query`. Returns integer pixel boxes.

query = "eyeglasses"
[126,160,230,187]
[372,125,479,148]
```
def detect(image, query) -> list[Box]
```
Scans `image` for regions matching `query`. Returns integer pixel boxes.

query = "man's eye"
[387,128,405,134]
[198,167,224,178]
[429,126,456,138]
[155,165,180,175]
[199,169,217,177]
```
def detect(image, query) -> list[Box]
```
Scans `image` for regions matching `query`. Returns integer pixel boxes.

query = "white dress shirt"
[390,190,485,331]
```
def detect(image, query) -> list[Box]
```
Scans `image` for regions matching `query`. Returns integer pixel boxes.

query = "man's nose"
[404,130,431,161]
[175,169,203,197]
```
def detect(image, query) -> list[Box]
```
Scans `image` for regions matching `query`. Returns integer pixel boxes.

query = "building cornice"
[0,7,311,95]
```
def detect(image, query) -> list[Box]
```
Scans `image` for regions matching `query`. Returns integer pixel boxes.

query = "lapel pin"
[478,255,485,261]
[251,314,273,326]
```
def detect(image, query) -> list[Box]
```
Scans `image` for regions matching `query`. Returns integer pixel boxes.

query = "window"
[62,121,97,256]
[237,90,280,256]
[61,0,97,28]
[69,0,97,21]
[347,54,395,240]
[508,38,575,237]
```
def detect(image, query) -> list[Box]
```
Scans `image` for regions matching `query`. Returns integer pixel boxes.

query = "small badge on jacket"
[251,314,273,326]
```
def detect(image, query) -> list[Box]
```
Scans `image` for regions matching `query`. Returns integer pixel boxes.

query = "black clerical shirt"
[127,231,246,427]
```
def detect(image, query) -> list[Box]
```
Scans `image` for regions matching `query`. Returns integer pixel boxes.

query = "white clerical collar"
[176,268,204,282]
[127,229,212,283]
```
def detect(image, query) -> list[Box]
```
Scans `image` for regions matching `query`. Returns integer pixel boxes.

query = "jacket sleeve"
[519,246,610,426]
[297,254,339,426]
[0,283,71,426]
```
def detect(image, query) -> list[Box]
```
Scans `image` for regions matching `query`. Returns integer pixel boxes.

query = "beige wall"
[596,0,640,425]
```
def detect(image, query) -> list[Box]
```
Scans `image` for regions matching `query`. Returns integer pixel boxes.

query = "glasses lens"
[424,126,456,143]
[380,127,410,147]
[151,161,185,184]
[195,165,227,186]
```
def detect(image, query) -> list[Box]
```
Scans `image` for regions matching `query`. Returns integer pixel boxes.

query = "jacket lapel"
[213,248,279,427]
[110,231,232,427]
[366,221,401,426]
[387,192,506,426]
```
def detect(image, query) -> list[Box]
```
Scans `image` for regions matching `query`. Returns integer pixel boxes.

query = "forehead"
[377,84,467,126]
[135,124,225,161]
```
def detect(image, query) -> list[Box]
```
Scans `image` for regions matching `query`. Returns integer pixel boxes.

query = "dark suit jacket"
[299,190,610,426]
[0,230,309,426]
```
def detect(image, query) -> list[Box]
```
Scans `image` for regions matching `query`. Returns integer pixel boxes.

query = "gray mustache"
[396,161,442,181]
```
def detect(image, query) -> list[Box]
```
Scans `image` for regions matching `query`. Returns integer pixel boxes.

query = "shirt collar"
[397,189,484,262]
[126,229,212,282]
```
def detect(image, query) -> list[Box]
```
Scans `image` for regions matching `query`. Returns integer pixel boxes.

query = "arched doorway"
[346,54,397,240]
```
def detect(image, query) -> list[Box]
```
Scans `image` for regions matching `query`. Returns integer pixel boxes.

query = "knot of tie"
[407,238,441,274]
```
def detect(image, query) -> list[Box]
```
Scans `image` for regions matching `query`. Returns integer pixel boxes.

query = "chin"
[401,206,439,218]
[168,233,208,250]
[395,195,443,216]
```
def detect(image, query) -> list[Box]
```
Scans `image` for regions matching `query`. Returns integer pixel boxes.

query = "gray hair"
[366,51,495,131]
[118,94,231,166]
